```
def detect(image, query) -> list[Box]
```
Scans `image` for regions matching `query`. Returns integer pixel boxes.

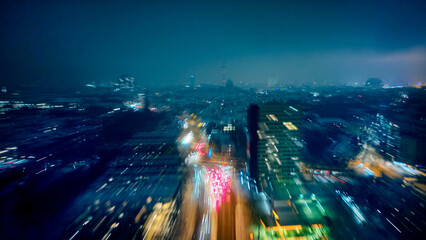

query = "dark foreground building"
[247,103,302,196]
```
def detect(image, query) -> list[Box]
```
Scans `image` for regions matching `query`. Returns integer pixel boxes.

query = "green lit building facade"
[248,103,302,194]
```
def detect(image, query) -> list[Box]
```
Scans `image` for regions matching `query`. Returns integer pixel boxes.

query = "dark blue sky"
[1,0,425,88]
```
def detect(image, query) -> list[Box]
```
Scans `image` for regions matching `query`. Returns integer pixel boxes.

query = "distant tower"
[144,88,150,110]
[190,75,195,88]
[221,62,226,85]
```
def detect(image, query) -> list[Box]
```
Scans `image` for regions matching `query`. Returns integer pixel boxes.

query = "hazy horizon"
[1,0,425,88]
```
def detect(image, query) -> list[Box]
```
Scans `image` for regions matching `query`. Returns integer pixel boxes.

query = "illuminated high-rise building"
[248,103,302,193]
[114,74,135,91]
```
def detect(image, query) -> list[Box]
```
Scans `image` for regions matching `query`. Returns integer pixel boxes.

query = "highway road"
[173,115,250,240]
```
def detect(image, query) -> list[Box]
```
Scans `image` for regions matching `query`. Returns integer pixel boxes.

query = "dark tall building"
[397,88,426,165]
[248,103,302,195]
[247,104,259,185]
[143,88,150,109]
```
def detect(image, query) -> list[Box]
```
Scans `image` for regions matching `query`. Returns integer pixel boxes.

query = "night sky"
[1,0,425,88]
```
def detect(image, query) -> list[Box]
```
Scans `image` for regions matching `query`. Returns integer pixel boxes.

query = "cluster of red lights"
[206,166,231,210]
[193,142,207,155]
